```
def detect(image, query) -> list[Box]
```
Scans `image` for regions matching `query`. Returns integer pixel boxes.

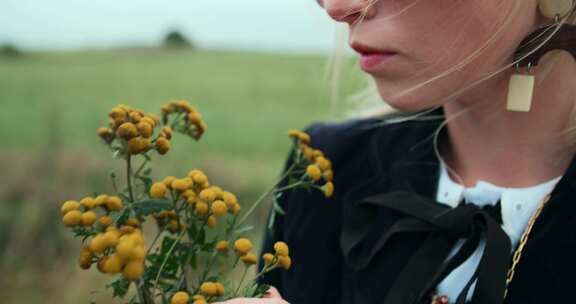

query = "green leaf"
[189,250,197,269]
[273,201,285,215]
[234,225,255,235]
[187,221,198,239]
[106,277,131,298]
[137,175,153,191]
[132,199,173,217]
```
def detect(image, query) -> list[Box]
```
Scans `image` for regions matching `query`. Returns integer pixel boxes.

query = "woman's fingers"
[213,298,289,304]
[212,286,288,304]
[262,287,283,299]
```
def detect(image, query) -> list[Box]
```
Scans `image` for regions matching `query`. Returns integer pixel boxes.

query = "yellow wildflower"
[323,169,334,182]
[101,254,124,274]
[80,211,97,226]
[123,260,144,281]
[116,122,139,140]
[207,215,217,228]
[241,253,258,265]
[199,188,216,202]
[231,203,241,215]
[171,291,190,304]
[137,121,153,138]
[88,234,108,253]
[102,229,120,247]
[222,191,237,207]
[150,182,167,198]
[315,156,331,171]
[262,253,276,265]
[172,177,192,192]
[288,129,311,144]
[156,137,171,155]
[80,197,96,209]
[129,111,142,123]
[163,176,177,188]
[306,164,322,181]
[234,238,253,254]
[323,182,334,198]
[278,256,292,270]
[98,215,113,227]
[215,240,229,253]
[195,201,209,216]
[94,194,109,207]
[192,294,206,302]
[211,200,228,217]
[61,200,80,215]
[141,116,156,128]
[106,196,124,211]
[63,210,82,227]
[161,126,173,139]
[215,282,225,296]
[125,218,140,228]
[199,282,218,296]
[168,220,181,232]
[189,170,208,185]
[274,241,289,257]
[79,246,93,270]
[96,127,115,143]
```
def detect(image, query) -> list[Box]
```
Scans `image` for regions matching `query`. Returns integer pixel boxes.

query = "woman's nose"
[321,0,376,24]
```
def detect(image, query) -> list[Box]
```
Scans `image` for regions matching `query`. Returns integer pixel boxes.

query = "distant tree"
[0,44,21,57]
[163,30,195,49]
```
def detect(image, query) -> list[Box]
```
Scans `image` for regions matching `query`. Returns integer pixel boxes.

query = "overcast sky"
[0,0,341,53]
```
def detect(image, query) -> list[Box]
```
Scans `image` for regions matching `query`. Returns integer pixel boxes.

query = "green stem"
[199,251,218,285]
[152,230,186,294]
[134,157,150,178]
[236,162,297,227]
[234,266,250,296]
[146,230,163,257]
[126,154,135,202]
[137,279,154,304]
[272,181,305,194]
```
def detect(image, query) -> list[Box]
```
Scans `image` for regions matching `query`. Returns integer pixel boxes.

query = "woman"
[219,0,576,303]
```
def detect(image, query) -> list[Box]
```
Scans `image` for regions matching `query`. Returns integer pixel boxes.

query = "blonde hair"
[324,0,576,184]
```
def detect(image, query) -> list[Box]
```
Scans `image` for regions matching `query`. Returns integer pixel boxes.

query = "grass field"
[0,48,365,303]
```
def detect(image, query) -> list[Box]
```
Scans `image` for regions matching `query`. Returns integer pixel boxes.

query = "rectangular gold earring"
[506,63,535,112]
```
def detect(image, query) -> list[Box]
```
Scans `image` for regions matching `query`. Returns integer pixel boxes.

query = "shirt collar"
[436,161,562,247]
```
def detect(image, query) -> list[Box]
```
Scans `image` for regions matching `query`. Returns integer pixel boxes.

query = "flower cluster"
[170,290,213,304]
[288,129,334,198]
[61,195,146,281]
[150,169,241,231]
[262,241,292,271]
[161,100,207,141]
[61,102,332,304]
[61,195,124,228]
[97,104,166,155]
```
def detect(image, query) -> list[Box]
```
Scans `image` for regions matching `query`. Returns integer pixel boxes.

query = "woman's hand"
[213,287,289,304]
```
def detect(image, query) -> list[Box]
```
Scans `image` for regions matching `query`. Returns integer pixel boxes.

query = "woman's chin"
[376,84,441,113]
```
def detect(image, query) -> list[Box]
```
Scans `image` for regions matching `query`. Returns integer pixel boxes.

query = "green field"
[0,49,365,303]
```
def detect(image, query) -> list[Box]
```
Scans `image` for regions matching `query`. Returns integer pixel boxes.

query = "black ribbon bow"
[341,191,511,304]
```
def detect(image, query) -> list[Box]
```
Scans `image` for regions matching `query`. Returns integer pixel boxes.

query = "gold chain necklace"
[431,192,553,304]
[503,192,552,299]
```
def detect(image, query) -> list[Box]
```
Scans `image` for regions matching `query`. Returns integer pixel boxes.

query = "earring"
[506,62,535,112]
[539,0,575,20]
[506,0,576,112]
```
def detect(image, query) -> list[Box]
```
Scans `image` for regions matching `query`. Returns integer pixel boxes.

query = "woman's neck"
[440,51,576,188]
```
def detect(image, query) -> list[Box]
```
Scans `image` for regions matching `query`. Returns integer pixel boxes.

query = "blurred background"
[0,0,367,302]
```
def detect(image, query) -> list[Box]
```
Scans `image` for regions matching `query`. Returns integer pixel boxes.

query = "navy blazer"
[258,108,576,304]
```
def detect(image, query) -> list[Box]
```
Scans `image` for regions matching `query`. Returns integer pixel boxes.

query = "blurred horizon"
[1,0,340,54]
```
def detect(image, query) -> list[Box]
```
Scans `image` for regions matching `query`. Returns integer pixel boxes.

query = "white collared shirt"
[435,162,562,303]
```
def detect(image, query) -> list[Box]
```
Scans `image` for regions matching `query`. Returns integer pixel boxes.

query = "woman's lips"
[359,52,397,71]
